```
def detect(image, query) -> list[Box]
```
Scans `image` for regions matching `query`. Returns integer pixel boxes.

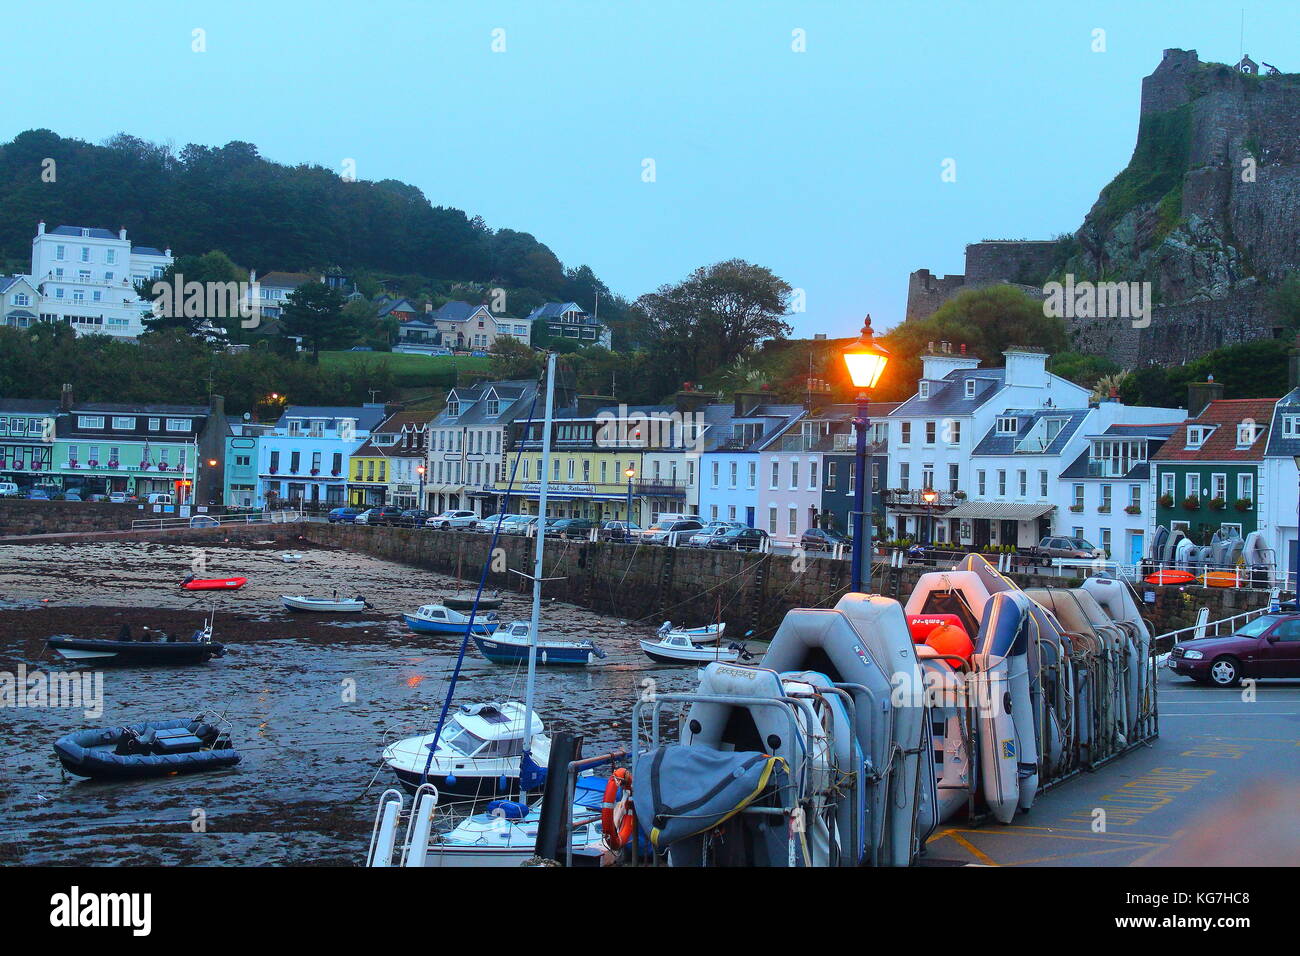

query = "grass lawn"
[318,350,492,387]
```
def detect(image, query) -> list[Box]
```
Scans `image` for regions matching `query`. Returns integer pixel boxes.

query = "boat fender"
[487,799,528,820]
[924,624,974,662]
[602,768,636,850]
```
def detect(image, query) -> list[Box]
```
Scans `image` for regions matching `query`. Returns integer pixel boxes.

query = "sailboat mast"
[523,352,557,749]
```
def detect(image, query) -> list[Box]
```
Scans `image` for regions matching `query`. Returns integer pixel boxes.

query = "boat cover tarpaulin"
[634,746,790,863]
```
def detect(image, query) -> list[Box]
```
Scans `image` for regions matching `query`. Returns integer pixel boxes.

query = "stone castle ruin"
[906,49,1300,368]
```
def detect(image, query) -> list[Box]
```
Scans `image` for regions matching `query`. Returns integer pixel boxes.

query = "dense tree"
[634,259,792,385]
[1118,339,1292,406]
[876,286,1069,401]
[0,129,584,303]
[489,336,543,380]
[138,250,248,336]
[279,283,350,359]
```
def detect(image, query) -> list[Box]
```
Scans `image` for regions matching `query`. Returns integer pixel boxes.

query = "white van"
[146,493,174,505]
[0,481,20,498]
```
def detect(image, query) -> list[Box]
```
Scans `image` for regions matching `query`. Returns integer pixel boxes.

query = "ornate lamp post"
[624,467,636,535]
[842,316,890,594]
[416,464,426,511]
[922,488,938,546]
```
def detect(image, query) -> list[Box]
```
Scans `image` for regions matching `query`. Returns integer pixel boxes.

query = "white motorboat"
[367,782,608,868]
[281,594,367,613]
[281,552,305,563]
[657,621,725,643]
[641,629,753,665]
[473,620,605,666]
[381,702,552,801]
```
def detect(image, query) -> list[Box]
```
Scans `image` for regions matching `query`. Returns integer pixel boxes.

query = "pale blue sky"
[4,0,1296,336]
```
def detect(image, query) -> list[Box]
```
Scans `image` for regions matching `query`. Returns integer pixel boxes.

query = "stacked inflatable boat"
[631,554,1157,866]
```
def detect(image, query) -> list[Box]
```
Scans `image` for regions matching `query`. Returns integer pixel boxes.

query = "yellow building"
[348,440,389,506]
[499,404,694,524]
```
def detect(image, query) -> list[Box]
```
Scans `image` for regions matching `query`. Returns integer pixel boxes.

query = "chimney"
[674,391,712,414]
[1002,348,1049,388]
[119,228,127,240]
[37,221,45,235]
[60,383,74,411]
[249,269,257,284]
[164,248,171,258]
[921,346,980,382]
[576,394,614,417]
[733,390,763,418]
[1187,377,1224,418]
[425,303,433,313]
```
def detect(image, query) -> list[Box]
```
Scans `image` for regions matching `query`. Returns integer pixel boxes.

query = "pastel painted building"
[0,399,58,484]
[698,394,805,530]
[258,405,386,507]
[883,347,1089,542]
[29,222,172,338]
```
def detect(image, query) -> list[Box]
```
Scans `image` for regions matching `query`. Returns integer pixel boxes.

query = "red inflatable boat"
[181,576,247,591]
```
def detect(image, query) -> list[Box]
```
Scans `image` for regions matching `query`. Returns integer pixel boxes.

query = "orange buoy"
[907,613,965,644]
[1200,570,1239,588]
[925,623,974,662]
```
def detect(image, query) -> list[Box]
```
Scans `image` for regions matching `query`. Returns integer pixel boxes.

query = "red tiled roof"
[1150,398,1278,462]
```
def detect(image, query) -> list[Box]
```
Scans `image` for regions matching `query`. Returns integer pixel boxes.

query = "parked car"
[687,521,745,548]
[1023,536,1104,565]
[328,506,364,523]
[1168,613,1300,686]
[397,509,435,528]
[599,520,642,542]
[353,509,377,525]
[108,491,130,504]
[145,493,173,505]
[426,509,480,530]
[0,481,20,498]
[25,488,50,500]
[800,528,851,552]
[546,518,598,539]
[496,515,538,535]
[59,490,83,501]
[85,494,108,502]
[642,518,704,545]
[708,527,769,551]
[364,506,406,526]
[473,513,524,532]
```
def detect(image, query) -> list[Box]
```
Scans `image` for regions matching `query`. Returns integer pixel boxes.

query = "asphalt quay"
[922,669,1300,866]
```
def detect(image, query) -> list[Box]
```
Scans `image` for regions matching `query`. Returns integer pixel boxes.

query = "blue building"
[256,405,387,508]
[697,393,805,529]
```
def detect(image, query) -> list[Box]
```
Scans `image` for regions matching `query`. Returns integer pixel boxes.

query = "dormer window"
[486,399,500,417]
[1236,422,1261,447]
[446,401,460,418]
[997,416,1018,434]
[918,382,930,399]
[1185,425,1215,449]
[965,379,976,398]
[1282,415,1300,438]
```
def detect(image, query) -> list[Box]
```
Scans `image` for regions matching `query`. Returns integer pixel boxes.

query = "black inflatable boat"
[54,718,241,779]
[48,623,225,665]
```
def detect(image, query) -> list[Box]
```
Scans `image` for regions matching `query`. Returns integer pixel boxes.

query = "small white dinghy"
[657,621,726,644]
[281,594,367,613]
[281,552,305,563]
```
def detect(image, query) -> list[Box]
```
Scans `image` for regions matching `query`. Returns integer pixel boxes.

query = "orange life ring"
[601,767,636,850]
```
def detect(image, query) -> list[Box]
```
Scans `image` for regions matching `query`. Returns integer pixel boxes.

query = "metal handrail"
[1155,603,1277,646]
[129,508,304,531]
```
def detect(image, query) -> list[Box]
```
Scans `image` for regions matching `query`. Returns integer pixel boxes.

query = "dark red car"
[1167,613,1300,686]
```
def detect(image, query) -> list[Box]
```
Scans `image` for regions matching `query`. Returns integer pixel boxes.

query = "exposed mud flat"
[0,540,706,865]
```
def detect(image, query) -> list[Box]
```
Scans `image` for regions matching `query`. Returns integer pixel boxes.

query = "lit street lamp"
[417,464,426,511]
[625,467,636,534]
[842,316,890,594]
[922,488,938,546]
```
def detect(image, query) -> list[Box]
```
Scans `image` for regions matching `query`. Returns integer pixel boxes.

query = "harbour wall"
[296,524,1270,640]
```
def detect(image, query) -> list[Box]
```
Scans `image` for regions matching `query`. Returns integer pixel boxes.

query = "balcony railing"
[884,489,963,509]
[635,479,689,496]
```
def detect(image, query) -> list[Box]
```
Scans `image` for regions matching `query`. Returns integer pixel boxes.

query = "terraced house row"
[10,345,1300,577]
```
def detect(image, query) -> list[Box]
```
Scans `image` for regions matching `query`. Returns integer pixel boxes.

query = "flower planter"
[1068,505,1084,513]
[1182,497,1201,511]
[1234,498,1254,512]
[1124,506,1141,515]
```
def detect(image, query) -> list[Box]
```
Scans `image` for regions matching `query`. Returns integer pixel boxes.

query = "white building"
[428,380,540,515]
[29,222,172,338]
[883,347,1089,543]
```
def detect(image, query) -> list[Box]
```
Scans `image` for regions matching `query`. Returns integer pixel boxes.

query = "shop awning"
[942,501,1056,521]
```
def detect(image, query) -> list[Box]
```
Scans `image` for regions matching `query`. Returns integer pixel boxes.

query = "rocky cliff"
[1063,48,1300,302]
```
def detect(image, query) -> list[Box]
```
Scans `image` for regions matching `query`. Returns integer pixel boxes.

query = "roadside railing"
[1155,601,1279,648]
[130,508,306,532]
